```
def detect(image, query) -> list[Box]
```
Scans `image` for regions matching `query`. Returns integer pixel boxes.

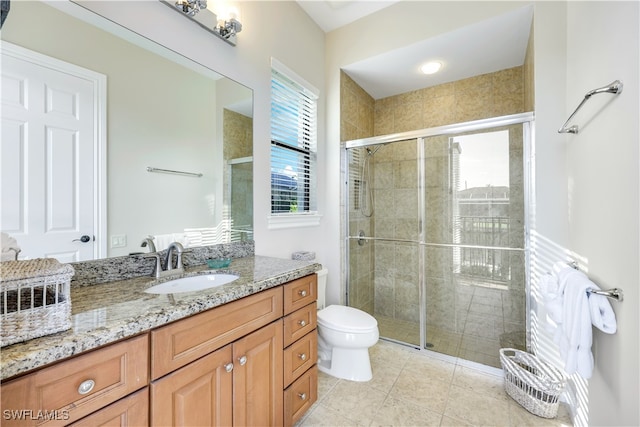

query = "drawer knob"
[298,392,307,401]
[298,320,307,327]
[298,353,307,361]
[78,379,95,395]
[238,355,247,366]
[224,363,234,373]
[298,289,307,297]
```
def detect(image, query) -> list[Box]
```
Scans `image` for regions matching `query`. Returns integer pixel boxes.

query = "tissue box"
[292,251,316,261]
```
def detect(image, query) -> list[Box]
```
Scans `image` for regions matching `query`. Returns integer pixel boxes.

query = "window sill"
[267,213,322,230]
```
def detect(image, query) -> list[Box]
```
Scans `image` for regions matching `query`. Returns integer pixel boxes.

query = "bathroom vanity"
[0,255,320,426]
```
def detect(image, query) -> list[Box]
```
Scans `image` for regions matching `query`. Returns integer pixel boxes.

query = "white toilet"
[315,268,379,381]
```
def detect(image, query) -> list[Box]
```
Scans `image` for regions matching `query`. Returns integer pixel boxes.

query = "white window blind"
[270,64,318,215]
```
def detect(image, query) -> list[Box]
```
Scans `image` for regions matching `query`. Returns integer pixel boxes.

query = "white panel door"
[1,45,101,262]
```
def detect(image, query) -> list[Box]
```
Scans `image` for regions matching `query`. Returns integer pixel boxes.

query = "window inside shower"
[345,116,531,369]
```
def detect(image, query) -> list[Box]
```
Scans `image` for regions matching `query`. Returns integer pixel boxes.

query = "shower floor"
[376,316,524,368]
[374,280,527,369]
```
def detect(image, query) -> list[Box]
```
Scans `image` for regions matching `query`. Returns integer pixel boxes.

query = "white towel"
[554,266,594,378]
[153,233,185,251]
[588,288,617,334]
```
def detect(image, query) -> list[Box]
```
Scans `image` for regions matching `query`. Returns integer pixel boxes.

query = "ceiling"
[296,1,533,99]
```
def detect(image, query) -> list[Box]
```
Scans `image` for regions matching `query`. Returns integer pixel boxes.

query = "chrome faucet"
[140,236,157,253]
[165,242,185,272]
[144,241,184,278]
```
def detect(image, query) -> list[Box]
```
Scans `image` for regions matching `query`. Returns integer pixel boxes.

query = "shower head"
[365,145,383,156]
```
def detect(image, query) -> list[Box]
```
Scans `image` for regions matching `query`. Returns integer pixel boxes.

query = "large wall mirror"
[1,1,253,262]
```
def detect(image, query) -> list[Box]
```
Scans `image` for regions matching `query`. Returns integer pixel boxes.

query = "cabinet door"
[232,320,284,427]
[69,388,148,427]
[150,345,233,427]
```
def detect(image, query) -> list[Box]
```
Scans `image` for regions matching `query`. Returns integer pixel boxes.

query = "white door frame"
[2,41,107,259]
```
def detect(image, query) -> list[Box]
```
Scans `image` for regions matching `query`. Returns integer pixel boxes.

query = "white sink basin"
[145,274,239,294]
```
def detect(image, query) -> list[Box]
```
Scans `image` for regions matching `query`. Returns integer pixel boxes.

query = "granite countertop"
[0,255,321,381]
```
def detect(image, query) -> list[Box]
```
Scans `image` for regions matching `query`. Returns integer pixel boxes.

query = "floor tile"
[297,341,574,427]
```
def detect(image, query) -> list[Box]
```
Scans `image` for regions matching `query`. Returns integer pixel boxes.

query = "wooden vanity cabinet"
[0,334,149,427]
[150,287,284,426]
[1,274,319,427]
[282,275,319,426]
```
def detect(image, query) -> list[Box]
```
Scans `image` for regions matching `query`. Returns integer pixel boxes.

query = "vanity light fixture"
[420,61,442,75]
[162,0,243,46]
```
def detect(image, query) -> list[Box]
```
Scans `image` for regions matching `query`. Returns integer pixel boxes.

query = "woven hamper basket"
[0,258,74,347]
[499,348,566,418]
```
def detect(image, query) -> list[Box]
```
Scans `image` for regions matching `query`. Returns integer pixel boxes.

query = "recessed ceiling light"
[420,61,442,75]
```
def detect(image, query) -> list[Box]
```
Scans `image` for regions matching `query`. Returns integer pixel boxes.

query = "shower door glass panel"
[421,124,526,367]
[229,160,253,241]
[347,141,421,347]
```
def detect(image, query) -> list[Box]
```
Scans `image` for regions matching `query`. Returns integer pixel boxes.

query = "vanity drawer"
[283,331,317,387]
[151,287,283,379]
[283,275,317,315]
[283,302,317,347]
[1,334,148,426]
[284,365,317,427]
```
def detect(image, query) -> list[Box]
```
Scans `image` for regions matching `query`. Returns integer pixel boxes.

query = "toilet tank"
[315,268,328,310]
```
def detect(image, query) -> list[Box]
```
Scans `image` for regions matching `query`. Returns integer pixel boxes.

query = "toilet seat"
[317,305,377,333]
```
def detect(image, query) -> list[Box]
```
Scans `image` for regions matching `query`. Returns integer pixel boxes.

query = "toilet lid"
[317,305,378,333]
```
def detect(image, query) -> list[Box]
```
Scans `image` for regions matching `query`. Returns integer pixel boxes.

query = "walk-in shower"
[344,113,533,368]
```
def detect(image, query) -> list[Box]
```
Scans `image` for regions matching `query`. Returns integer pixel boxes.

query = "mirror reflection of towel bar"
[567,261,624,302]
[146,167,203,177]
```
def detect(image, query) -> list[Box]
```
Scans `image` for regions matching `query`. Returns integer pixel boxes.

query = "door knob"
[73,235,92,243]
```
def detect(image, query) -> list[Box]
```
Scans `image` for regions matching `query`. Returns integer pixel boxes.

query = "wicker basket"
[499,348,566,418]
[0,258,74,347]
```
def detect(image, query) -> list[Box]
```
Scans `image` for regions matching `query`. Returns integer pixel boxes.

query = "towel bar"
[146,166,203,177]
[558,80,623,134]
[567,261,624,302]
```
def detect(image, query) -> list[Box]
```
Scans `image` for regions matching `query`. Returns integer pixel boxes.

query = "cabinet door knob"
[298,320,307,327]
[298,353,307,361]
[298,289,307,297]
[297,392,307,400]
[224,363,234,373]
[238,355,247,366]
[78,379,95,395]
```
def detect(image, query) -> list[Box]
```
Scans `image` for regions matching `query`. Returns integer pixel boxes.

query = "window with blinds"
[270,65,318,215]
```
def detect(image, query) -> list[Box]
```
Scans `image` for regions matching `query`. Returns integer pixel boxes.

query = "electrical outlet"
[110,234,127,248]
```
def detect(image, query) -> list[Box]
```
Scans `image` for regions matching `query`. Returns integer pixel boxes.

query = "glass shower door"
[346,140,422,347]
[421,124,527,367]
[345,115,531,368]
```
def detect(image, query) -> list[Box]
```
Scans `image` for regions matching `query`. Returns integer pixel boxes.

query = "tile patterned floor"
[297,341,572,427]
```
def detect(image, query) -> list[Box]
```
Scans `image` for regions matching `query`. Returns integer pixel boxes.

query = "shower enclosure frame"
[342,112,535,356]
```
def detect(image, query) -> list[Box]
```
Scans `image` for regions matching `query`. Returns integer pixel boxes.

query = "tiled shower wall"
[223,109,253,232]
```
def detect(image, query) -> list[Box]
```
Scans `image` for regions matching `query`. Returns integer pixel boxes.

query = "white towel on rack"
[554,265,594,378]
[588,288,617,334]
[539,270,563,331]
